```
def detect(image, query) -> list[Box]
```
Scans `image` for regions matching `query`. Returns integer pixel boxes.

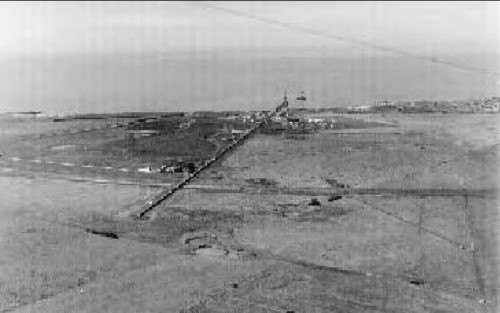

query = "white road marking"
[8,157,21,161]
[119,168,129,172]
[46,161,55,164]
[82,165,94,168]
[103,166,113,170]
[29,159,42,163]
[61,162,74,167]
[1,168,13,172]
[137,167,154,173]
[93,179,109,184]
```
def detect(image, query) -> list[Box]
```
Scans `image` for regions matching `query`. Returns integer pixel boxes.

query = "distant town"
[3,96,498,120]
[331,97,500,114]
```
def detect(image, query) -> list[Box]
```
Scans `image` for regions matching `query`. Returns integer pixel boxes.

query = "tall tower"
[280,90,289,117]
[296,91,307,109]
[275,91,289,117]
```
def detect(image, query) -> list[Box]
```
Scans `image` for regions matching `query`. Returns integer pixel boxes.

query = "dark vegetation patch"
[308,198,321,206]
[260,122,315,135]
[85,228,119,239]
[119,117,251,162]
[9,115,252,175]
[408,278,426,286]
[245,177,278,186]
[119,119,222,161]
[71,114,107,120]
[328,195,343,202]
[161,112,185,118]
[326,179,349,189]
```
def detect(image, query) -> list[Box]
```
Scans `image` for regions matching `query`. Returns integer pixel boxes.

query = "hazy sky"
[0,1,498,56]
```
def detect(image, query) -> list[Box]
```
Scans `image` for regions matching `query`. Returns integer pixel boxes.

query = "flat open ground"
[0,114,252,187]
[0,113,498,312]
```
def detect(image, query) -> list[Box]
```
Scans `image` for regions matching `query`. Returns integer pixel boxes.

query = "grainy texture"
[0,112,497,312]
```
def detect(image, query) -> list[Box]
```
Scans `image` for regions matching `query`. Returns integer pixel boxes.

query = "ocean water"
[0,52,497,114]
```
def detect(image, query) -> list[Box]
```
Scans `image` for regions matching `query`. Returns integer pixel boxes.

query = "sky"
[0,1,498,113]
[0,1,498,57]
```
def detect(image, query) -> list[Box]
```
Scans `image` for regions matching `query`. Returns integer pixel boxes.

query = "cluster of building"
[265,92,336,130]
[179,119,196,129]
[342,97,500,113]
[138,160,202,175]
[269,115,336,130]
[219,111,269,124]
[160,160,200,174]
[454,98,500,113]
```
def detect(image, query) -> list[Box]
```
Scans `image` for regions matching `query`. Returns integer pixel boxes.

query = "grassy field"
[0,115,252,186]
[0,113,497,312]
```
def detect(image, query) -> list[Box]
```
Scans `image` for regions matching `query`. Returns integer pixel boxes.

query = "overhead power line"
[189,1,499,79]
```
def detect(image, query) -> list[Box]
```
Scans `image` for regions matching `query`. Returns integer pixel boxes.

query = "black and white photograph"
[0,1,498,312]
